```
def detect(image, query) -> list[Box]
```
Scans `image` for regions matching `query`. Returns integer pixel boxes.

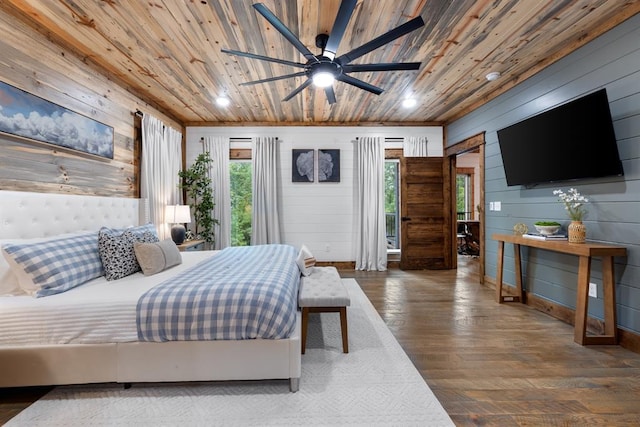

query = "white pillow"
[0,244,22,296]
[296,244,316,277]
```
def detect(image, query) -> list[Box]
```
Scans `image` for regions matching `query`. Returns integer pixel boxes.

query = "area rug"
[6,279,453,426]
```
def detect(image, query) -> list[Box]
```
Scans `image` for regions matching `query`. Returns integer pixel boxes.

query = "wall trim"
[483,275,640,354]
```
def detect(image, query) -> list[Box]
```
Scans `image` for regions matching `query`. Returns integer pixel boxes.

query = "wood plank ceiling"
[1,0,639,125]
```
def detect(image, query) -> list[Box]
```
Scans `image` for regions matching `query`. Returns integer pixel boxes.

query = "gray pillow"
[134,239,182,276]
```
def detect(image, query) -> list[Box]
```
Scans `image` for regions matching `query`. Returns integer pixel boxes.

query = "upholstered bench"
[298,266,351,354]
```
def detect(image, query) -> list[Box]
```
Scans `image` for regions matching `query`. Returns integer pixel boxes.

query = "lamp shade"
[165,205,191,224]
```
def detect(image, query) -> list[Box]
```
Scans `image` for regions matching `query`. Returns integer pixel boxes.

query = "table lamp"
[165,204,191,244]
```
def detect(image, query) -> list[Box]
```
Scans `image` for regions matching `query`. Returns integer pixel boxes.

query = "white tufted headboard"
[0,191,146,239]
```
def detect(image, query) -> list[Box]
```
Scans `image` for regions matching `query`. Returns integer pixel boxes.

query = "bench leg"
[301,306,349,353]
[340,307,348,353]
[301,307,309,354]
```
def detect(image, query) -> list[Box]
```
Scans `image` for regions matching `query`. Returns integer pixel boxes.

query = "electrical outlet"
[325,244,331,252]
[589,282,597,298]
[494,201,502,211]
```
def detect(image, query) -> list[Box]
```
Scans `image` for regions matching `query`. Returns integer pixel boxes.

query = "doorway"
[445,133,485,283]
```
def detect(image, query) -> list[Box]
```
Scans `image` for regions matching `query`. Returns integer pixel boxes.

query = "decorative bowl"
[534,224,561,235]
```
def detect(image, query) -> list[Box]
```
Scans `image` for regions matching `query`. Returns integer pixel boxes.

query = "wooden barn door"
[399,156,453,270]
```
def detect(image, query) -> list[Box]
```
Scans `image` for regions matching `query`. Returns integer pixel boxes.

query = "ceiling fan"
[222,1,425,104]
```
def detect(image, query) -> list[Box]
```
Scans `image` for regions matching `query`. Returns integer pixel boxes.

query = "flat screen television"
[497,88,624,187]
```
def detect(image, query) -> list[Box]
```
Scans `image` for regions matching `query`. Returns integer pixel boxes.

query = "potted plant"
[178,152,218,248]
[553,188,589,243]
[533,220,561,236]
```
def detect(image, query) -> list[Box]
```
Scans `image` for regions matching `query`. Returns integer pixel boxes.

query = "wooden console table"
[492,233,626,346]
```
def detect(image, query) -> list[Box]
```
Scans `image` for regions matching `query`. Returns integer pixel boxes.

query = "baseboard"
[316,261,356,270]
[316,260,400,269]
[484,274,640,354]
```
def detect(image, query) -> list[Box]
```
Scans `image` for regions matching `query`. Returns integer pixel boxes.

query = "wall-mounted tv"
[497,88,624,187]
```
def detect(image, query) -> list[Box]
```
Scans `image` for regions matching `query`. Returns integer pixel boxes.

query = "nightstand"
[176,239,205,252]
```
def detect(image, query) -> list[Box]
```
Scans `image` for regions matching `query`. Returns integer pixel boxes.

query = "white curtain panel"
[354,136,387,271]
[403,136,429,157]
[251,136,281,245]
[140,115,182,240]
[203,136,231,249]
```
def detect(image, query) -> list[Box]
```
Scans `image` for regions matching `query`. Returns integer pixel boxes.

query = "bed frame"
[0,190,301,391]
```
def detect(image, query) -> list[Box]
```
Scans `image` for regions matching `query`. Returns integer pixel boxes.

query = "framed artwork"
[0,80,114,159]
[292,149,314,182]
[318,149,340,182]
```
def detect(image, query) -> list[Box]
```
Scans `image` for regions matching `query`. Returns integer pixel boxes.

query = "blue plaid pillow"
[2,232,103,297]
[125,223,159,240]
[98,223,159,240]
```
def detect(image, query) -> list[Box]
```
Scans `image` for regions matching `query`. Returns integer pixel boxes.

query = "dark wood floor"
[342,257,640,426]
[2,257,640,426]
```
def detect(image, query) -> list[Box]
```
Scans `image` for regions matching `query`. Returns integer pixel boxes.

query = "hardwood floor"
[2,257,640,425]
[342,257,640,426]
[0,386,50,425]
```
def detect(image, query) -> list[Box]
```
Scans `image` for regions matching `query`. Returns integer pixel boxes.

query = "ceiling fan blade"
[336,74,384,95]
[221,48,307,69]
[343,62,421,73]
[239,71,308,86]
[283,78,313,101]
[324,0,357,59]
[253,3,317,62]
[324,86,337,104]
[336,16,425,65]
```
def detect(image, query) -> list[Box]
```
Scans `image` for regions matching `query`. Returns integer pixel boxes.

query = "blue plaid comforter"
[136,244,300,342]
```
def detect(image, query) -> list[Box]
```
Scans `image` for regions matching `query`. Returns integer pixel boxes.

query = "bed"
[0,190,302,391]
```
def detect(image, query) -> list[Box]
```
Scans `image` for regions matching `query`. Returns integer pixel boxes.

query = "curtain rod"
[133,109,143,118]
[199,137,279,142]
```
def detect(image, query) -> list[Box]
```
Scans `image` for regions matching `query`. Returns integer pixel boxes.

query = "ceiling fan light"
[216,96,230,107]
[313,71,335,88]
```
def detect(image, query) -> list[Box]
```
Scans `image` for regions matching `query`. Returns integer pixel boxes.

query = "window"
[385,160,400,251]
[230,160,252,246]
[456,169,474,220]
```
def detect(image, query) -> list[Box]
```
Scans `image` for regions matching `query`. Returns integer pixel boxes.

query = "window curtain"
[251,136,281,245]
[203,136,231,249]
[354,136,387,271]
[140,114,182,240]
[403,136,429,157]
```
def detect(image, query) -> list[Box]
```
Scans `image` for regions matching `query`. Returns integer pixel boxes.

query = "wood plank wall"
[446,14,640,338]
[0,11,183,198]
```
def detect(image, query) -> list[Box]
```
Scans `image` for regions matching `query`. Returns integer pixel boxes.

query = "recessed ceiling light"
[402,98,417,108]
[216,96,230,107]
[486,71,501,81]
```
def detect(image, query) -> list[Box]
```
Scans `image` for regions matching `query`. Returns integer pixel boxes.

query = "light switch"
[489,202,495,211]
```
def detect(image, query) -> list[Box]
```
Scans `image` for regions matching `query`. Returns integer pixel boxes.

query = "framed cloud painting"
[318,149,340,182]
[0,80,114,159]
[292,149,314,182]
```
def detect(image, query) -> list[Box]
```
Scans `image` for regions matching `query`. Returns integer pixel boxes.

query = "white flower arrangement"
[553,188,588,221]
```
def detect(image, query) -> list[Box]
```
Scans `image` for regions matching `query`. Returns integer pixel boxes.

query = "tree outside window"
[230,161,252,246]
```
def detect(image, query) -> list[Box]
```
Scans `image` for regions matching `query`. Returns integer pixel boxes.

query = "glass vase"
[568,220,586,243]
